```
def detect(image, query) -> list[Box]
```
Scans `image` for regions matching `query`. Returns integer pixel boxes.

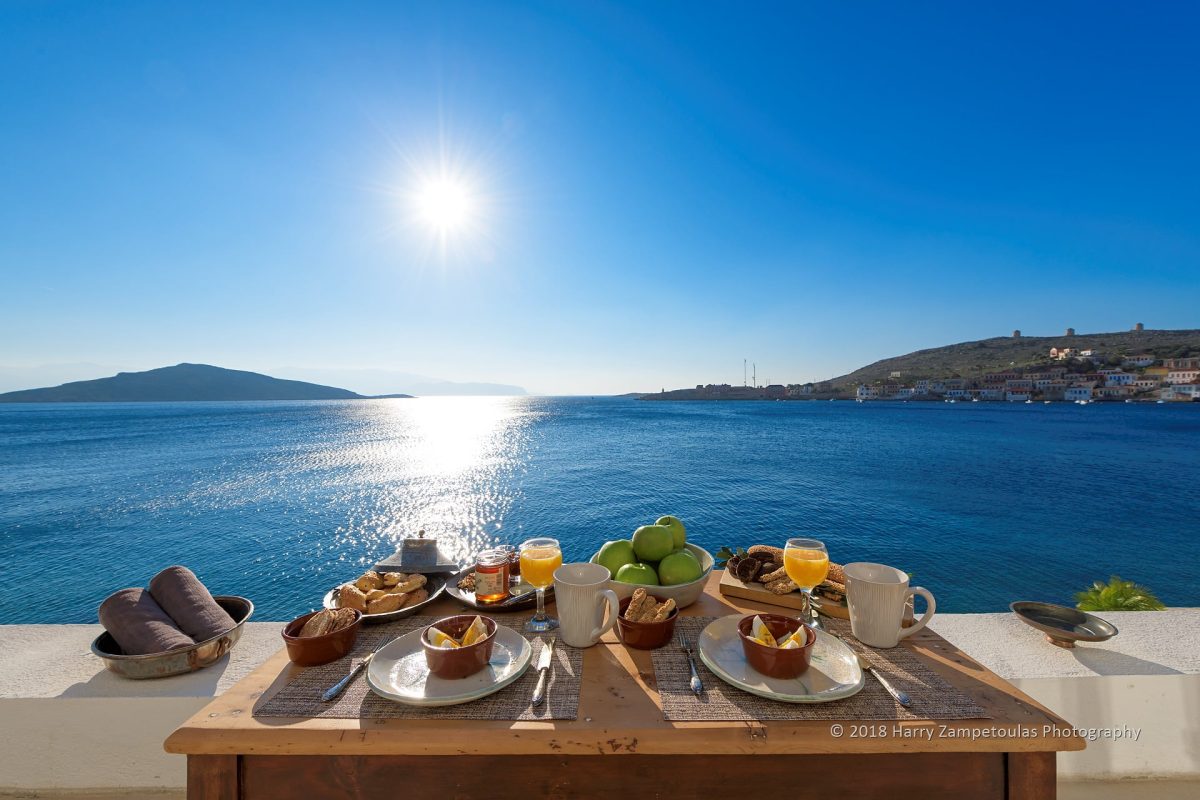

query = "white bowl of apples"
[590,516,714,610]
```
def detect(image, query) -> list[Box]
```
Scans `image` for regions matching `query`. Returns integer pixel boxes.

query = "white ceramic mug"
[844,562,936,649]
[552,562,619,648]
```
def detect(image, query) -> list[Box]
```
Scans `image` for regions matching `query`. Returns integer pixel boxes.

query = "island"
[0,364,413,403]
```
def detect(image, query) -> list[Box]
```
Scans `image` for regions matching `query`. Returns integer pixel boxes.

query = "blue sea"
[2,397,1198,623]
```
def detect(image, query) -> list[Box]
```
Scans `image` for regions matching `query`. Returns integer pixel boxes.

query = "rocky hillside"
[830,328,1200,387]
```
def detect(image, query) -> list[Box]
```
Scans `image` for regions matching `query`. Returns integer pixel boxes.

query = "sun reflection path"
[325,397,538,567]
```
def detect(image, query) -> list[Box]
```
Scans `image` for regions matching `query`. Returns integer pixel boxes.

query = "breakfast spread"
[337,571,429,614]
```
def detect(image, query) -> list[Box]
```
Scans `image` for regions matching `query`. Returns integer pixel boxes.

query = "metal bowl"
[1011,601,1119,648]
[322,574,446,624]
[90,596,254,679]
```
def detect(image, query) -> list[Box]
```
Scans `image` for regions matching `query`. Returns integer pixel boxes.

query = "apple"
[657,550,703,586]
[632,524,674,562]
[596,539,637,578]
[656,515,687,549]
[615,562,660,585]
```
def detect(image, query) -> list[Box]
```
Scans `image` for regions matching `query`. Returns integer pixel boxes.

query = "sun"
[414,177,475,234]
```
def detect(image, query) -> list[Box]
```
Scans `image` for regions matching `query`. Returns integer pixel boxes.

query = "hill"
[828,328,1200,387]
[0,363,412,403]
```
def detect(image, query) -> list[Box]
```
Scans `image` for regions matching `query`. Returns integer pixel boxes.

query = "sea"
[2,397,1198,624]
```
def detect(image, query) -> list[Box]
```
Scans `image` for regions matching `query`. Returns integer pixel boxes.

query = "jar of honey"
[473,549,510,605]
[494,544,520,578]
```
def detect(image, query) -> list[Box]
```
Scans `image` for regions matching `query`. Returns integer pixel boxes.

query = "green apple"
[657,550,703,586]
[596,539,637,578]
[632,524,674,562]
[615,562,660,585]
[656,515,687,549]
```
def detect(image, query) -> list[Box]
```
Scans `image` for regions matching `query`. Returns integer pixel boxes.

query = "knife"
[531,638,555,706]
[322,650,376,703]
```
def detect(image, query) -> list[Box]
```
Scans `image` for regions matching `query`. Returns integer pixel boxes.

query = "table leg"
[1008,751,1055,799]
[188,754,239,800]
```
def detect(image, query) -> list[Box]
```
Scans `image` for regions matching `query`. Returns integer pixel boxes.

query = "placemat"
[255,617,580,720]
[654,617,989,722]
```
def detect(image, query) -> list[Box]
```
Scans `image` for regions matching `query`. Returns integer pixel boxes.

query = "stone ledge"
[1,611,1197,792]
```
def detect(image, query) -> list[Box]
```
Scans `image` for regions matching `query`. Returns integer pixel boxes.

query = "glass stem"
[535,587,546,621]
[803,588,814,626]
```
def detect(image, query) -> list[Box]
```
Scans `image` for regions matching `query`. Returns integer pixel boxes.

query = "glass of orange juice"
[784,537,830,630]
[520,537,563,632]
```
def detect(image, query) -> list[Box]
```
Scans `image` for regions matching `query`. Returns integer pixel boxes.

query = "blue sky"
[1,2,1197,394]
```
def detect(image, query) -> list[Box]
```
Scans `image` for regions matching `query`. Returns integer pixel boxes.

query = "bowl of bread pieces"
[322,569,446,624]
[282,608,361,666]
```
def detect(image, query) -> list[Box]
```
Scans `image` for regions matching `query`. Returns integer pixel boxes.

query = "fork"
[678,631,703,697]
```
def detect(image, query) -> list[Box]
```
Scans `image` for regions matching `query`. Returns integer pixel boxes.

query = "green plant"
[1075,576,1165,612]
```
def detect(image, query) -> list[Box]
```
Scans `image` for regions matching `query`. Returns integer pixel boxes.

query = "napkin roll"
[98,588,195,655]
[149,565,237,642]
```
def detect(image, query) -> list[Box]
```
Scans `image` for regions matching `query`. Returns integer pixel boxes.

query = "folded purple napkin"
[98,588,195,655]
[149,566,237,642]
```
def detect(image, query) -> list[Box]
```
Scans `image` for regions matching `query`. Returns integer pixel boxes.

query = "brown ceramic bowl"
[737,614,815,679]
[281,610,362,667]
[616,595,679,650]
[422,615,498,679]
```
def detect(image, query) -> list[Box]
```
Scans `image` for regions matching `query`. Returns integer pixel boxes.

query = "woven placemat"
[255,617,580,720]
[654,617,989,722]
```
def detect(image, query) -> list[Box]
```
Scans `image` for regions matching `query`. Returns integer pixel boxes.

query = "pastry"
[380,572,407,587]
[338,584,368,612]
[367,592,406,615]
[625,588,650,620]
[400,588,429,608]
[747,544,784,561]
[355,571,384,592]
[765,577,798,595]
[649,598,676,622]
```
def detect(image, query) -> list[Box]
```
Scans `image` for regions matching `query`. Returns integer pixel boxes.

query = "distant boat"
[1125,399,1133,404]
[945,398,957,404]
[1157,399,1165,404]
[1024,399,1034,404]
[1043,400,1051,405]
[971,397,979,403]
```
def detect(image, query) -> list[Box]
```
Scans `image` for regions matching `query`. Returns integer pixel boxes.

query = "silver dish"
[90,596,254,679]
[1011,601,1119,648]
[323,574,446,624]
[443,567,551,611]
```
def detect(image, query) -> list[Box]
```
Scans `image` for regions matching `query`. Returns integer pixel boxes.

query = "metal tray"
[1011,601,1119,648]
[322,574,446,624]
[90,596,254,679]
[443,567,551,611]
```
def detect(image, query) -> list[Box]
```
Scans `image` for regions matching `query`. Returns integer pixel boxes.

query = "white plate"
[366,624,533,707]
[697,615,865,703]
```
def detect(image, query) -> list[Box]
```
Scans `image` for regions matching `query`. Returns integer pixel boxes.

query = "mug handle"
[897,586,936,640]
[590,589,620,643]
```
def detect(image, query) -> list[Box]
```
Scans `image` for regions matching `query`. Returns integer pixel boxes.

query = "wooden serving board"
[717,570,806,610]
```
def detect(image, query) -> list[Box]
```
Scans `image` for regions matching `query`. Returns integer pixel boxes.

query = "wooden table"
[166,572,1083,799]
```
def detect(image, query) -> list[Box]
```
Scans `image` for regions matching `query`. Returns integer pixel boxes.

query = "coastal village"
[853,351,1200,403]
[652,326,1200,403]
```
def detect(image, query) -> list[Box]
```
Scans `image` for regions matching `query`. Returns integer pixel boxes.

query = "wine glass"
[784,537,830,630]
[519,537,562,633]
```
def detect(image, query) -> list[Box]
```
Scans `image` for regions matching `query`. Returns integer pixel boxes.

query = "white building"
[1123,354,1155,368]
[856,385,878,400]
[1065,386,1093,402]
[1104,371,1135,386]
[1166,370,1199,385]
